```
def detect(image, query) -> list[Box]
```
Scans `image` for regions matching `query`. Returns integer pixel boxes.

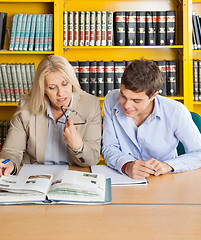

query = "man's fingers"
[139,161,156,174]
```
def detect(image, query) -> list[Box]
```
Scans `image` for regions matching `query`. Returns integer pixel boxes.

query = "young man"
[102,59,201,180]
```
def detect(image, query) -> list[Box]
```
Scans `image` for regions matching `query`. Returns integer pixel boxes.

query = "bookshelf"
[62,0,189,116]
[191,0,201,115]
[0,0,199,135]
[0,0,62,120]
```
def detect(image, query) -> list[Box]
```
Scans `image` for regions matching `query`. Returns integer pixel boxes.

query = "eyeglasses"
[57,106,87,125]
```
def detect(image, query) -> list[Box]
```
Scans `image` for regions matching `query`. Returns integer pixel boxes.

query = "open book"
[0,170,112,205]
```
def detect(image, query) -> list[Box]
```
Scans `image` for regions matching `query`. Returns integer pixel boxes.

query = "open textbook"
[91,165,148,185]
[0,170,112,205]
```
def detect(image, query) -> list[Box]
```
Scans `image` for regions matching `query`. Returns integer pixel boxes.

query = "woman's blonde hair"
[18,55,80,115]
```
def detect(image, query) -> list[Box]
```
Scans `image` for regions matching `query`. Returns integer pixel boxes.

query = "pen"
[2,159,10,164]
[128,153,156,172]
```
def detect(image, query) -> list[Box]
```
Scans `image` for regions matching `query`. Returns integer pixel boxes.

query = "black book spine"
[89,61,97,96]
[157,11,166,45]
[193,60,199,101]
[79,61,90,93]
[114,11,126,46]
[192,23,198,50]
[114,61,126,89]
[70,61,79,80]
[196,15,201,48]
[152,11,157,45]
[155,60,167,96]
[192,11,201,50]
[146,11,155,46]
[166,11,176,45]
[136,11,146,46]
[97,61,104,97]
[166,60,177,96]
[0,12,7,49]
[125,11,136,46]
[104,61,114,95]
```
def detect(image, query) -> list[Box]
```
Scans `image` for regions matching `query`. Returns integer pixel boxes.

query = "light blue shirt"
[45,95,74,165]
[102,89,201,173]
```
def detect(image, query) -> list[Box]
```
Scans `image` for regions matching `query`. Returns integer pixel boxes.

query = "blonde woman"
[0,55,101,176]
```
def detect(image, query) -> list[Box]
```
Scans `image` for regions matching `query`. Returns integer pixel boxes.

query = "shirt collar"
[147,95,161,122]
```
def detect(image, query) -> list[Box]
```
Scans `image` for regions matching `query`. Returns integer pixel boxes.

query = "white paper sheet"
[18,164,69,176]
[91,165,148,185]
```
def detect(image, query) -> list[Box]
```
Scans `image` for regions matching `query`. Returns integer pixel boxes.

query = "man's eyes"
[133,100,141,103]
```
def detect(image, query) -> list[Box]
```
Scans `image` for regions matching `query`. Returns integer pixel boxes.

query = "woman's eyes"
[62,81,68,86]
[48,82,68,90]
[49,86,56,90]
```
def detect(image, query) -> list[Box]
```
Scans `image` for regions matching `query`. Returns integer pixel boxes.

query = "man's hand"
[63,118,83,151]
[124,160,156,180]
[146,158,173,176]
[0,159,14,177]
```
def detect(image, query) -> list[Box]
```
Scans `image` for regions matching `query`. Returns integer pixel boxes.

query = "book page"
[47,170,106,202]
[91,165,148,185]
[0,174,53,194]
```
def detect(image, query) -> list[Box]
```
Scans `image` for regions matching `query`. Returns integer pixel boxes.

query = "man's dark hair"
[121,59,164,98]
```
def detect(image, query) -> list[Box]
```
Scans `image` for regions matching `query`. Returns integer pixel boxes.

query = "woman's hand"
[0,159,14,177]
[63,118,83,151]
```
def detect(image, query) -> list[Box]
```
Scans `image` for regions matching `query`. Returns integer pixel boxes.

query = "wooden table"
[1,167,201,240]
[111,168,201,204]
[1,205,201,240]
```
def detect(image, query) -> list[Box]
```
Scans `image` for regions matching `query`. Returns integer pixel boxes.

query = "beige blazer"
[0,90,102,170]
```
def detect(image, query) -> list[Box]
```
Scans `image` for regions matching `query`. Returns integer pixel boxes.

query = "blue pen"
[2,159,10,164]
[128,153,156,172]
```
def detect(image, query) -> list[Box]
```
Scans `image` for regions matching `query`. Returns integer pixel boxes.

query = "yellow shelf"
[98,97,105,101]
[193,50,201,53]
[0,102,18,107]
[0,0,54,2]
[64,45,184,50]
[167,96,184,100]
[0,51,54,54]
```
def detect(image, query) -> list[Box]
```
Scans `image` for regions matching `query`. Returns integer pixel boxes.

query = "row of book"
[192,11,201,50]
[114,11,175,46]
[0,63,35,102]
[193,59,201,101]
[0,12,7,49]
[9,14,53,51]
[70,60,177,97]
[0,120,9,152]
[63,11,113,46]
[63,10,175,47]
